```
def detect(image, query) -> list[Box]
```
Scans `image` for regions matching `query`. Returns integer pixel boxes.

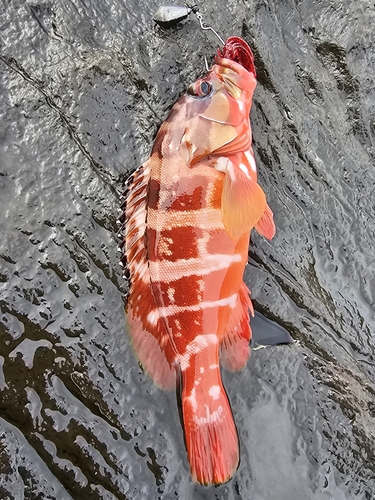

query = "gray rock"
[1,0,374,498]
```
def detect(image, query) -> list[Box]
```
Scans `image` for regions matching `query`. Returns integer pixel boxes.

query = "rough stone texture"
[0,0,374,498]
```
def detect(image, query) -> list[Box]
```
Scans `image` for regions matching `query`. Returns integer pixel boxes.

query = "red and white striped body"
[121,37,275,485]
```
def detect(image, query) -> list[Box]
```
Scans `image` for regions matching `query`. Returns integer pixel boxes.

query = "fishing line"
[153,3,224,46]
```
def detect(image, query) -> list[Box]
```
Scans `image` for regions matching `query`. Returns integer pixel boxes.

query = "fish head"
[181,57,257,164]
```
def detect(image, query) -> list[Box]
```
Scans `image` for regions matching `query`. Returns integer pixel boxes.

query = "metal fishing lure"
[153,3,224,45]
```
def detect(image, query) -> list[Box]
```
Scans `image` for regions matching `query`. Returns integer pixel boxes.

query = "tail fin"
[181,371,239,485]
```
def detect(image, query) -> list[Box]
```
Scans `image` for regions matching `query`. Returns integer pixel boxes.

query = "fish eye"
[198,81,212,96]
[187,80,213,98]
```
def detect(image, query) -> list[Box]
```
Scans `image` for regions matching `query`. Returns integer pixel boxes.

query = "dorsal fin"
[122,161,177,389]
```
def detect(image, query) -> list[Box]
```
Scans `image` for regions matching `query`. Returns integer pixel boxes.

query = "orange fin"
[221,162,266,239]
[121,161,150,279]
[220,283,253,372]
[123,161,176,390]
[181,373,239,485]
[255,203,276,239]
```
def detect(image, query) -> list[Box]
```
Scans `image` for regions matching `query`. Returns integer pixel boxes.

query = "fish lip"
[214,58,257,92]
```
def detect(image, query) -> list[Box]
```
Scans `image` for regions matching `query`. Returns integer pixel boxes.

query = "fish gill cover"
[216,36,257,76]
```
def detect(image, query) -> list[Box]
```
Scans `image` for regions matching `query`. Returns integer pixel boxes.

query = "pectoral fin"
[221,163,266,239]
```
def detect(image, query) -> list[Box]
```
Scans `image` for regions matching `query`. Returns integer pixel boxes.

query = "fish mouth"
[213,57,257,95]
[216,36,257,76]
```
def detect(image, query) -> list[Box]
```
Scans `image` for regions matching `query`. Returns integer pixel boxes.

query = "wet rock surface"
[0,0,374,498]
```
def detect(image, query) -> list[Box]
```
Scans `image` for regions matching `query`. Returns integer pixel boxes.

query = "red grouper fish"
[120,36,275,485]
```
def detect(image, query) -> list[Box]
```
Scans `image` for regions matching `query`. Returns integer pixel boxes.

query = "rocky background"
[0,0,374,499]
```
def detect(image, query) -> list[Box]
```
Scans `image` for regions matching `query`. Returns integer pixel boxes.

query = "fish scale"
[122,37,276,485]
